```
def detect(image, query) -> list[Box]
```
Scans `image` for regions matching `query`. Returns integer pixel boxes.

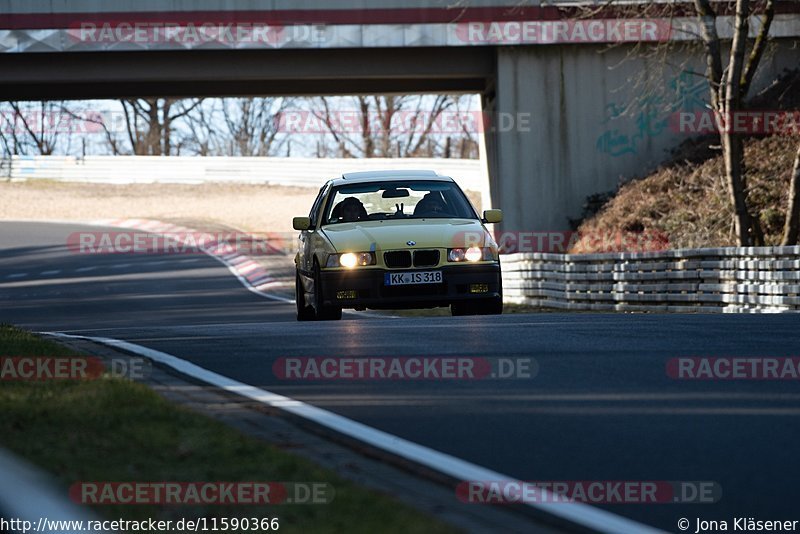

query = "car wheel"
[474,274,503,315]
[313,260,342,321]
[296,271,316,321]
[478,296,504,315]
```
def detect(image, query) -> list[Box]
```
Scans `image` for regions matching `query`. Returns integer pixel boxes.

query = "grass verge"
[0,324,457,533]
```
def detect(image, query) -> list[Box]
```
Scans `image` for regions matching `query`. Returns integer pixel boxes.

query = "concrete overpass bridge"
[2,1,800,233]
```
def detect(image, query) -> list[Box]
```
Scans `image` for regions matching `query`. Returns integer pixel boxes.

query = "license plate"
[384,271,443,286]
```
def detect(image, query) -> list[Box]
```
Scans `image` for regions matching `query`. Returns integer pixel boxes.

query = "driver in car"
[413,192,448,217]
[333,197,368,223]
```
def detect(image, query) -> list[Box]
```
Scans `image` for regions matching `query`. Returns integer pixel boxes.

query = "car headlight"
[326,252,376,268]
[464,246,483,262]
[339,253,359,268]
[448,247,495,262]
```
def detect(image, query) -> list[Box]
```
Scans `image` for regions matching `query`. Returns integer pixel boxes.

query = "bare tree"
[444,94,480,159]
[0,101,76,155]
[0,125,11,179]
[181,101,217,156]
[220,98,289,156]
[311,95,477,158]
[119,98,203,156]
[0,106,13,161]
[694,0,775,245]
[181,97,289,156]
[782,145,800,245]
[59,105,128,155]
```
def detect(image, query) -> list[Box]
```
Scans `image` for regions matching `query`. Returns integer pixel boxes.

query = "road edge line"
[87,218,294,303]
[46,332,664,534]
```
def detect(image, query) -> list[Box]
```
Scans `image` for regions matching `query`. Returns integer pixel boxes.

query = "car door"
[298,183,331,276]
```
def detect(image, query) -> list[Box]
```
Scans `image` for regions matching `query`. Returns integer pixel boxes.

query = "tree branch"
[741,0,775,98]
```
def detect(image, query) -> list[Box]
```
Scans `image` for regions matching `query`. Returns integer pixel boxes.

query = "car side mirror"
[483,210,503,224]
[293,217,312,231]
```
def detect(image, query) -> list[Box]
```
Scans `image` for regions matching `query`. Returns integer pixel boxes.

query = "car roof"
[330,170,455,187]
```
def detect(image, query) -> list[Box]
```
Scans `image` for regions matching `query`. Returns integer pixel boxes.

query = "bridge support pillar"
[483,43,800,239]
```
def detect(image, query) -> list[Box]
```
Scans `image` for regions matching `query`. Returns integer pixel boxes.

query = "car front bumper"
[318,263,502,309]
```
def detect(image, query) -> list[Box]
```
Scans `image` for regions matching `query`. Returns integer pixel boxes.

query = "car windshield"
[322,180,477,224]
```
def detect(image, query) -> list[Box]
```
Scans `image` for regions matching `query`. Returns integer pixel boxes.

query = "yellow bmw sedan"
[293,170,503,321]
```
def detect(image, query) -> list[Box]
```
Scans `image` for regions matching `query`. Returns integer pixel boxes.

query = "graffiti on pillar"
[595,97,666,157]
[670,71,709,111]
[596,72,708,157]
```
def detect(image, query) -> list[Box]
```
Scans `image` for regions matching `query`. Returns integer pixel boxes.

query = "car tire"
[477,273,504,315]
[296,271,316,321]
[479,296,504,315]
[313,260,342,321]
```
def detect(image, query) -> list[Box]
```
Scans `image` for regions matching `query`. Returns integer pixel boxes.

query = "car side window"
[308,184,330,228]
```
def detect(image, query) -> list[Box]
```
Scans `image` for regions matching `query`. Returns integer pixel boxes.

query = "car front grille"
[413,250,440,267]
[384,250,412,268]
[384,249,440,268]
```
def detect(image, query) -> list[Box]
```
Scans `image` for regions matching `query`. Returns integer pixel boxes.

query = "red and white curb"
[89,218,292,303]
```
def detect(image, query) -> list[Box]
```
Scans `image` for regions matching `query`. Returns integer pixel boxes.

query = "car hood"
[321,219,491,252]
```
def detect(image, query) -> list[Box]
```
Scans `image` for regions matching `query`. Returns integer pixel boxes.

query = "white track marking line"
[39,270,60,276]
[85,219,294,304]
[52,322,271,333]
[6,273,28,279]
[46,332,663,534]
[75,266,97,273]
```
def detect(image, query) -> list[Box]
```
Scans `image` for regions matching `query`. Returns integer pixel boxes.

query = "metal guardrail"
[0,447,106,534]
[501,247,800,313]
[0,157,11,181]
[4,155,488,192]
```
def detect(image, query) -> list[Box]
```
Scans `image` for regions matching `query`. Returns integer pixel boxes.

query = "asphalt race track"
[2,221,800,532]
